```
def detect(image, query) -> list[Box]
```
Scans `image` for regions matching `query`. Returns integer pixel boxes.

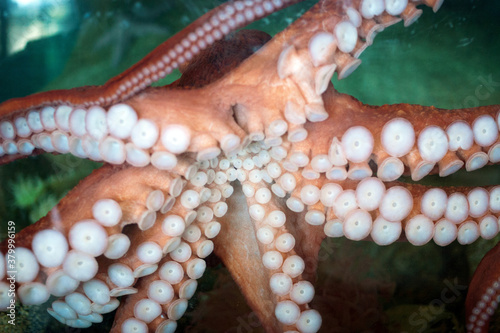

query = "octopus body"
[0,0,499,332]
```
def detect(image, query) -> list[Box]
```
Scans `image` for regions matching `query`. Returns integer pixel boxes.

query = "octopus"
[0,0,499,332]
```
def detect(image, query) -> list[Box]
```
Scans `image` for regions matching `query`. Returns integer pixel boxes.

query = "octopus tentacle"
[0,82,249,166]
[0,0,305,115]
[0,0,444,167]
[0,28,270,167]
[110,235,215,332]
[321,180,500,246]
[1,0,499,332]
[216,177,325,332]
[246,180,322,331]
[466,242,500,333]
[0,165,171,282]
[0,158,233,329]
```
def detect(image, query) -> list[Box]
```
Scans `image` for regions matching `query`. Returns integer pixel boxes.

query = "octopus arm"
[466,242,500,333]
[2,0,500,331]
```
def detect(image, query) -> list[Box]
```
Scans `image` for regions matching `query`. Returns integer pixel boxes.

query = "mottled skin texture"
[0,0,500,332]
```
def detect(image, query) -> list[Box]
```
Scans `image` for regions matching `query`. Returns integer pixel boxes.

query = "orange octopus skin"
[0,0,500,332]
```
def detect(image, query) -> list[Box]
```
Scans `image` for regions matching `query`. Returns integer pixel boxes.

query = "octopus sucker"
[0,0,499,332]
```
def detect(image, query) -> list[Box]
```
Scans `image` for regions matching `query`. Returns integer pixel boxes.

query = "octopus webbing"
[0,0,499,332]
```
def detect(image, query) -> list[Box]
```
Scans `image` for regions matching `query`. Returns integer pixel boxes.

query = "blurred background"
[0,0,499,331]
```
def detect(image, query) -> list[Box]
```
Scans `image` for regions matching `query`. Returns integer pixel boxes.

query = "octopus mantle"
[0,0,500,332]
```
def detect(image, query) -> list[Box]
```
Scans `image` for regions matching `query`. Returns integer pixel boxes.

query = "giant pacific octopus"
[0,0,500,332]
